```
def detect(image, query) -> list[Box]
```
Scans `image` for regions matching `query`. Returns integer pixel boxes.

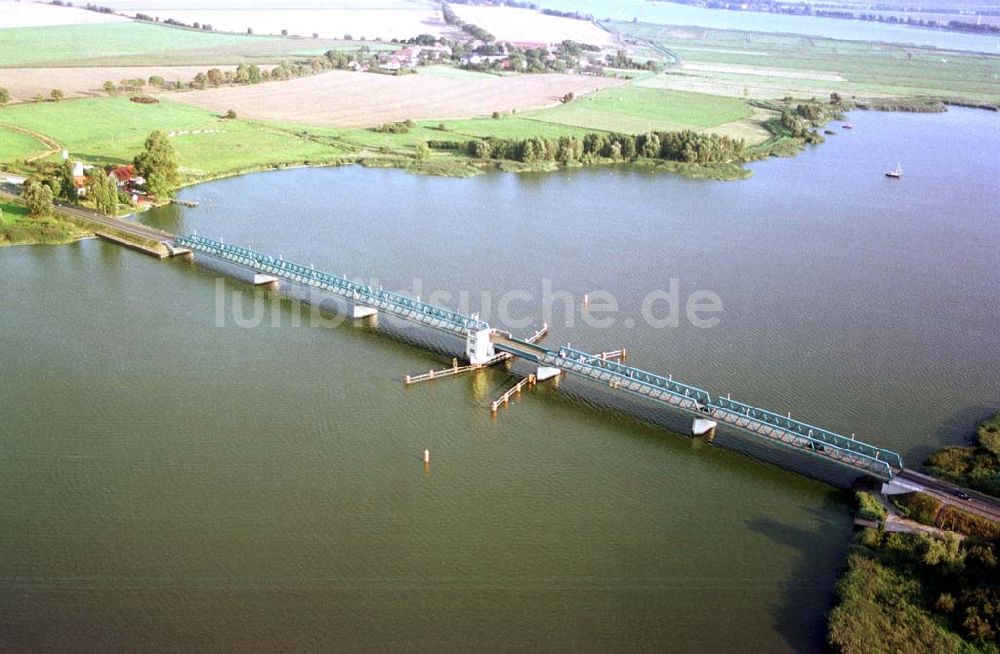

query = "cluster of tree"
[947,19,1000,35]
[775,100,835,142]
[463,41,604,75]
[607,50,662,72]
[103,78,147,94]
[855,491,887,522]
[21,180,54,217]
[449,130,746,165]
[134,130,179,199]
[441,3,495,42]
[373,120,416,134]
[82,3,113,13]
[925,411,1000,497]
[134,13,216,31]
[559,40,600,57]
[540,8,594,20]
[828,525,1000,651]
[0,87,10,106]
[190,61,333,89]
[88,168,120,215]
[323,46,378,71]
[403,34,440,46]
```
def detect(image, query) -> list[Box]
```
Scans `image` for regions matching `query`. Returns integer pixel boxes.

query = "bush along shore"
[405,96,849,180]
[828,413,1000,654]
[926,412,1000,499]
[829,518,999,654]
[0,198,88,247]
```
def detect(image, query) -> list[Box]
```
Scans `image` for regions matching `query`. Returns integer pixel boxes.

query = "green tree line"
[430,130,747,165]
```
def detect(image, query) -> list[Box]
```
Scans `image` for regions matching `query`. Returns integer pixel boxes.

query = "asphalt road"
[898,468,1000,524]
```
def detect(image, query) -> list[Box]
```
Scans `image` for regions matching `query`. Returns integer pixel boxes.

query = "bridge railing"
[711,396,904,471]
[554,346,714,407]
[175,234,489,335]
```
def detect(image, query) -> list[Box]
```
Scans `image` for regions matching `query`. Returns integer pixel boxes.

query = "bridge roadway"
[53,199,176,245]
[177,233,905,480]
[2,189,178,252]
[174,233,488,336]
[490,333,903,481]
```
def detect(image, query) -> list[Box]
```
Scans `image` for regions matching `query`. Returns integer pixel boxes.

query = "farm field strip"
[0,66,273,103]
[0,20,368,68]
[0,97,349,176]
[96,5,450,41]
[0,127,52,163]
[525,86,755,134]
[165,70,626,127]
[610,20,1000,102]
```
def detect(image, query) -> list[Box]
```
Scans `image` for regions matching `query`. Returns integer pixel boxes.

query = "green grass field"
[525,86,754,133]
[0,22,257,67]
[609,21,1000,102]
[0,127,49,163]
[297,116,597,155]
[0,201,29,225]
[432,116,598,139]
[0,97,349,177]
[0,200,85,246]
[0,22,368,67]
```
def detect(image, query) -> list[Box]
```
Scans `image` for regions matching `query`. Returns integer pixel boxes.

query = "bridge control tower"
[465,324,496,365]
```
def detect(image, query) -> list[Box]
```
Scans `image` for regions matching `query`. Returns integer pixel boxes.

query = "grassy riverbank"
[829,529,997,653]
[828,411,1000,653]
[828,493,1000,653]
[0,200,88,246]
[0,91,776,184]
[925,412,1000,498]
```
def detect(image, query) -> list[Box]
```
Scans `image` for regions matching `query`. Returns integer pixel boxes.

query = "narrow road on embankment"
[1,188,175,243]
[52,198,175,242]
[899,468,1000,524]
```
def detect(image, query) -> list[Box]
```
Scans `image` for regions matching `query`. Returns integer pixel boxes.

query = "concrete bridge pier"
[693,418,718,440]
[536,366,562,382]
[162,241,192,257]
[466,328,496,365]
[253,273,280,288]
[348,304,378,319]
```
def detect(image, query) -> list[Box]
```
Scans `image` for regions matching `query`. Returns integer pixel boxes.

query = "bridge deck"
[177,233,904,482]
[492,333,901,480]
[175,234,489,337]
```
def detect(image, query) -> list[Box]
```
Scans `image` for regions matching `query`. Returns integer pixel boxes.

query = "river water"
[1,107,998,651]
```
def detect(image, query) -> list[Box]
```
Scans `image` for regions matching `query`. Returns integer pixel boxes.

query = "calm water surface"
[1,108,998,651]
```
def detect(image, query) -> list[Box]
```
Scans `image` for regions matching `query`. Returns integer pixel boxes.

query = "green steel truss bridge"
[176,233,905,482]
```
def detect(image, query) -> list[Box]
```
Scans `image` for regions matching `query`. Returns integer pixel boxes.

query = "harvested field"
[169,70,625,127]
[450,5,615,47]
[0,1,126,28]
[0,66,259,102]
